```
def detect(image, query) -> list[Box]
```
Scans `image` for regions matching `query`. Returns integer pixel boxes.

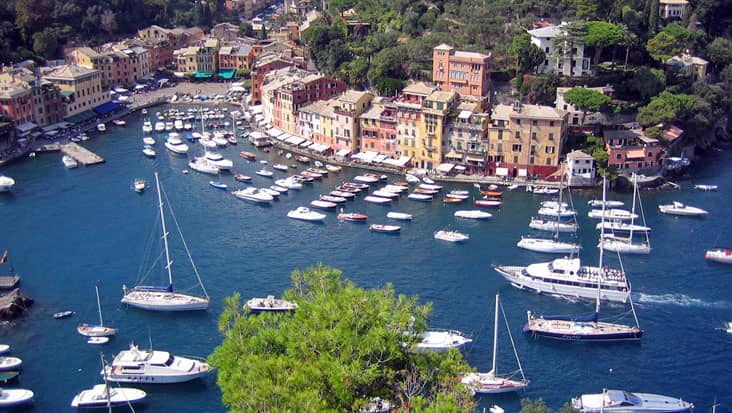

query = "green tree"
[636,91,696,127]
[626,67,666,101]
[564,87,612,125]
[32,27,58,59]
[645,32,681,62]
[706,37,732,70]
[510,33,546,76]
[209,264,475,412]
[584,21,626,65]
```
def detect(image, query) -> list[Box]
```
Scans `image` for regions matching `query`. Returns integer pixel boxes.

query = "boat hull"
[121,290,209,311]
[103,367,210,384]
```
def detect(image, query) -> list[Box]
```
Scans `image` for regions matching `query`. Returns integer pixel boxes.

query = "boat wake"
[635,293,729,309]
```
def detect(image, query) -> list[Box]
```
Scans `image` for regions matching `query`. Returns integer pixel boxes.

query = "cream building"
[43,65,109,118]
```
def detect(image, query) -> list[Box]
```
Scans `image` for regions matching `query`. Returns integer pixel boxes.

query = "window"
[548,133,554,141]
[616,153,622,160]
[531,132,537,140]
[532,120,538,126]
[546,158,552,165]
[513,155,519,163]
[512,144,522,152]
[515,131,521,139]
[545,146,555,154]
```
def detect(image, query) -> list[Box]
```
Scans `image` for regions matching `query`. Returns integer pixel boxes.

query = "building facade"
[396,82,435,162]
[659,0,689,18]
[432,44,491,98]
[43,65,109,118]
[0,84,34,126]
[604,129,665,172]
[528,24,591,77]
[565,149,596,186]
[333,91,373,152]
[444,102,490,174]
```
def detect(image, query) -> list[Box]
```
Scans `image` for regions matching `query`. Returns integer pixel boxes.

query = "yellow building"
[333,90,373,152]
[174,38,219,75]
[416,90,458,169]
[396,82,435,162]
[42,65,109,118]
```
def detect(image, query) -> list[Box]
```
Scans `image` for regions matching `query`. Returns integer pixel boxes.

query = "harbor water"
[0,107,730,412]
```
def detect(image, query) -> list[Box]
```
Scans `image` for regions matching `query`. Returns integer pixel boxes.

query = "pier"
[61,143,105,165]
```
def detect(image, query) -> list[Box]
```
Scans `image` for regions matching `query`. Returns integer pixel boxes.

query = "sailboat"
[78,285,118,337]
[121,172,210,311]
[517,175,581,254]
[460,293,529,394]
[523,176,643,341]
[600,174,651,254]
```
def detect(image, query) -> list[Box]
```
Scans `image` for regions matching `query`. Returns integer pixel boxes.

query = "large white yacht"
[164,135,189,154]
[188,157,220,175]
[232,187,274,204]
[103,343,211,384]
[571,389,693,412]
[204,152,233,170]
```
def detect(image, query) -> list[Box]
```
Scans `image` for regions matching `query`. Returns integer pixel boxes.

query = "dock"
[60,143,105,166]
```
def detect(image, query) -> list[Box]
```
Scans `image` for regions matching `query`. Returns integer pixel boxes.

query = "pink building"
[432,44,491,98]
[604,129,665,171]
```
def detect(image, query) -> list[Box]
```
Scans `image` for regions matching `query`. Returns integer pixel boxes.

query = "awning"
[458,110,472,119]
[335,149,351,157]
[437,163,455,173]
[445,151,462,159]
[194,72,213,79]
[113,87,128,93]
[454,165,466,171]
[93,102,120,115]
[173,72,186,78]
[60,90,73,98]
[65,110,96,123]
[229,86,246,92]
[466,156,484,163]
[267,128,285,138]
[496,167,509,176]
[285,135,305,145]
[518,168,528,177]
[134,84,147,90]
[16,122,38,133]
[275,133,289,141]
[254,114,264,121]
[299,140,313,148]
[626,149,645,159]
[310,143,330,153]
[373,154,387,163]
[217,69,236,79]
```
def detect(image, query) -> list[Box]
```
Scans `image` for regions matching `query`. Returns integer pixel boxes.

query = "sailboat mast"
[491,293,499,375]
[629,174,638,239]
[155,172,174,289]
[596,175,608,313]
[555,175,564,240]
[96,285,104,326]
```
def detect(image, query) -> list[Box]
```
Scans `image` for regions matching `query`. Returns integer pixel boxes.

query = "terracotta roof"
[492,103,566,120]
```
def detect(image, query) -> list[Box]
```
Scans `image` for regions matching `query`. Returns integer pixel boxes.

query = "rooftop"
[338,90,370,104]
[403,81,436,97]
[566,149,594,160]
[434,43,454,51]
[43,65,98,80]
[0,83,31,99]
[427,90,457,103]
[360,105,383,120]
[492,103,566,120]
[527,25,563,38]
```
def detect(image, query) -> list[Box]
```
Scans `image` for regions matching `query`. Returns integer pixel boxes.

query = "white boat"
[460,293,528,394]
[694,184,718,191]
[174,120,184,130]
[287,206,326,222]
[165,122,173,131]
[596,221,651,233]
[121,172,210,311]
[78,285,118,337]
[270,184,288,193]
[325,164,341,173]
[0,345,8,354]
[245,295,299,313]
[310,199,337,209]
[143,137,155,145]
[588,199,624,207]
[726,321,732,333]
[455,210,492,220]
[273,163,289,172]
[103,343,211,383]
[537,206,577,218]
[0,176,15,192]
[71,384,146,408]
[0,388,33,406]
[364,196,391,204]
[112,119,126,127]
[422,176,435,184]
[88,336,109,345]
[407,193,433,201]
[154,122,165,132]
[507,184,520,191]
[232,187,273,204]
[142,121,153,133]
[571,389,693,412]
[134,179,146,193]
[383,184,408,193]
[658,201,708,216]
[387,212,413,221]
[142,146,156,158]
[369,224,401,233]
[205,152,233,170]
[405,174,420,184]
[164,136,189,154]
[96,123,106,132]
[588,208,638,220]
[200,138,217,148]
[600,175,651,255]
[372,190,399,198]
[62,155,79,169]
[434,230,469,242]
[275,179,303,190]
[354,175,380,184]
[529,217,578,233]
[517,236,581,254]
[188,157,220,175]
[529,186,558,195]
[0,356,21,370]
[256,169,274,178]
[705,248,732,264]
[213,134,228,146]
[415,329,472,352]
[418,183,443,191]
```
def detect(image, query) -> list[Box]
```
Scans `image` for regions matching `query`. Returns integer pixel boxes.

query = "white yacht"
[387,212,413,221]
[287,207,326,222]
[704,248,732,264]
[434,230,469,242]
[204,152,233,170]
[256,169,274,178]
[596,221,651,233]
[245,296,299,313]
[529,217,578,233]
[571,389,693,412]
[142,121,153,133]
[71,384,146,408]
[232,187,274,204]
[103,343,211,384]
[275,179,303,190]
[588,199,624,208]
[142,145,156,158]
[600,234,651,254]
[0,388,33,407]
[154,122,165,133]
[516,236,580,254]
[188,157,220,175]
[0,176,15,192]
[455,210,492,220]
[77,285,118,338]
[62,155,79,169]
[588,208,638,220]
[537,205,577,218]
[164,136,189,154]
[143,136,155,145]
[415,330,472,352]
[658,201,708,216]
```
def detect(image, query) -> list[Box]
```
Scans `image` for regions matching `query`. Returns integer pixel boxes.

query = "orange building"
[432,44,491,98]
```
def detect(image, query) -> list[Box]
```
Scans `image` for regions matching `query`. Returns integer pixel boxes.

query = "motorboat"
[405,174,420,184]
[154,122,165,132]
[165,136,189,154]
[460,293,528,394]
[143,136,155,145]
[343,182,369,190]
[320,195,347,204]
[96,123,106,132]
[449,190,470,196]
[164,122,173,131]
[330,190,354,199]
[112,119,126,127]
[54,310,75,319]
[256,169,274,178]
[658,201,708,216]
[705,248,732,264]
[188,157,220,175]
[200,138,217,148]
[213,134,228,147]
[338,212,368,222]
[174,120,184,131]
[310,200,337,209]
[232,187,273,204]
[418,183,443,191]
[571,390,693,412]
[407,193,433,201]
[239,151,256,160]
[270,185,288,194]
[273,163,289,172]
[694,184,718,191]
[369,224,401,233]
[0,176,15,192]
[480,190,503,197]
[382,185,408,193]
[444,193,469,200]
[517,237,580,254]
[103,343,211,383]
[0,345,8,355]
[142,121,153,133]
[600,234,651,254]
[88,337,109,345]
[300,170,323,180]
[259,188,281,198]
[528,186,558,195]
[62,155,79,169]
[414,188,439,195]
[537,205,577,218]
[354,175,380,184]
[275,179,302,190]
[78,285,118,337]
[455,210,492,220]
[142,146,156,157]
[587,208,638,220]
[372,190,399,199]
[0,357,22,370]
[71,384,146,408]
[287,206,326,222]
[205,152,233,170]
[415,329,471,352]
[209,181,228,190]
[443,197,466,204]
[134,179,146,193]
[434,230,469,242]
[245,296,298,313]
[474,199,502,208]
[295,155,310,163]
[234,173,252,182]
[0,370,18,382]
[325,164,341,173]
[588,199,624,207]
[387,212,413,221]
[364,196,391,204]
[0,388,33,406]
[422,176,435,184]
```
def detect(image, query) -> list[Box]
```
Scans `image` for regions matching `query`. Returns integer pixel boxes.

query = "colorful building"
[416,90,458,169]
[272,74,346,134]
[528,23,591,77]
[432,44,491,98]
[396,82,435,162]
[604,129,665,172]
[0,84,34,126]
[333,90,373,152]
[444,101,490,174]
[43,65,109,118]
[358,97,398,157]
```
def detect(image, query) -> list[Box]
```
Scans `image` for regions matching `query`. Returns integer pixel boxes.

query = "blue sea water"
[0,106,730,412]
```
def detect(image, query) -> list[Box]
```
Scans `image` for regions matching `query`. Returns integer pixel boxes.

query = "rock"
[0,289,33,320]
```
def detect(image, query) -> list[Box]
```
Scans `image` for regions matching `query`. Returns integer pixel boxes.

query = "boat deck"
[60,143,105,166]
[0,276,20,289]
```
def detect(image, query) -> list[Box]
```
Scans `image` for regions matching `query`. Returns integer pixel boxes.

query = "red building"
[0,84,34,127]
[432,44,491,99]
[272,74,347,133]
[359,98,398,157]
[604,129,665,172]
[250,54,307,104]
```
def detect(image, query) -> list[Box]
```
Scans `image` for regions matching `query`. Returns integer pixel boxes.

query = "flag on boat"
[0,250,7,264]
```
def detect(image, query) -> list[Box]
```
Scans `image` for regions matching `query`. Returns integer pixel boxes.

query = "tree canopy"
[636,91,695,127]
[564,87,612,125]
[209,264,475,412]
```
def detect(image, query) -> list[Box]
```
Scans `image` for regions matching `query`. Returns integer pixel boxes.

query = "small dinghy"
[87,337,110,345]
[54,310,74,319]
[0,357,22,370]
[0,388,33,406]
[234,173,252,182]
[209,181,228,190]
[369,224,401,234]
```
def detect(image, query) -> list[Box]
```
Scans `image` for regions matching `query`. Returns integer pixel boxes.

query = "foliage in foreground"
[209,264,475,412]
